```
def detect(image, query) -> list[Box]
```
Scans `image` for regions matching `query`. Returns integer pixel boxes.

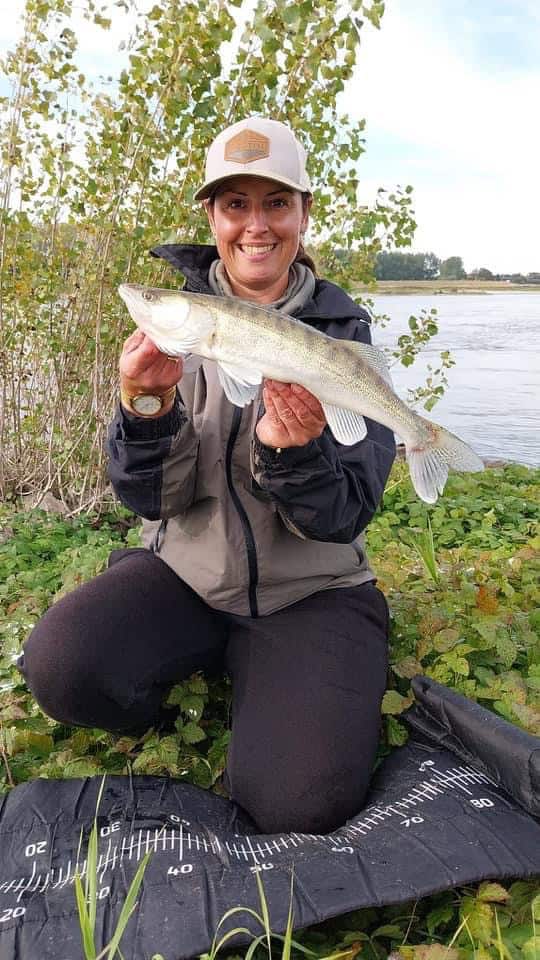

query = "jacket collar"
[150,243,217,293]
[149,243,369,325]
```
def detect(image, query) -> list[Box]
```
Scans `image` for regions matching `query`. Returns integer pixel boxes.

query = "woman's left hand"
[256,379,327,449]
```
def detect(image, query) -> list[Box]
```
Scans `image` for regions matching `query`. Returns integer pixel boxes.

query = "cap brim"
[194,170,311,202]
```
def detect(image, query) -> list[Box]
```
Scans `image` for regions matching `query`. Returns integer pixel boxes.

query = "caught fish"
[118,283,484,503]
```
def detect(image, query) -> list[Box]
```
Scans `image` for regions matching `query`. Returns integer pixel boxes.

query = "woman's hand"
[119,330,183,415]
[256,379,327,449]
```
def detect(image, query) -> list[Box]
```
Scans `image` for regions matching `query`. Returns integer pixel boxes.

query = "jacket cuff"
[119,398,186,440]
[252,434,320,471]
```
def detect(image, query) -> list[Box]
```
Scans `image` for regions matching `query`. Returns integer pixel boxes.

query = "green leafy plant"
[403,514,440,584]
[1,463,539,956]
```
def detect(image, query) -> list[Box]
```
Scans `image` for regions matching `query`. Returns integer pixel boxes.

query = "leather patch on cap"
[224,129,270,164]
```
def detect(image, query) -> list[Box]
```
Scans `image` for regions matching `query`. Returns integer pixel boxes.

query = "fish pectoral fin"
[347,341,393,386]
[150,333,202,355]
[217,361,262,407]
[321,403,367,445]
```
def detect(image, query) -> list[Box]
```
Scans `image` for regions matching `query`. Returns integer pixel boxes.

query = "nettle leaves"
[0,463,539,951]
[368,462,540,742]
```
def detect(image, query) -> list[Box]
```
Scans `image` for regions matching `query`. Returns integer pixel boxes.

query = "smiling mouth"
[239,244,277,256]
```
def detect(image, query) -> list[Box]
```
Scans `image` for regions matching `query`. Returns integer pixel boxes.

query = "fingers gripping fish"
[118,283,484,504]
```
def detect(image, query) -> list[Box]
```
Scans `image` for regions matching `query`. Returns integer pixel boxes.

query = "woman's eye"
[270,198,287,208]
[227,199,245,209]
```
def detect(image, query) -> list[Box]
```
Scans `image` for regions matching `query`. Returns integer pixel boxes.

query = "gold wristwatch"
[120,385,177,418]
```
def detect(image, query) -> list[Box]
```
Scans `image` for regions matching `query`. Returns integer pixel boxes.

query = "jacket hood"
[149,243,371,326]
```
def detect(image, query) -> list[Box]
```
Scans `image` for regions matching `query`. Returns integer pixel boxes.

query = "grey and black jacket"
[107,244,396,616]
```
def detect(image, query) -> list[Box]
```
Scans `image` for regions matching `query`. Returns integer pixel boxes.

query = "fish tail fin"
[405,422,484,503]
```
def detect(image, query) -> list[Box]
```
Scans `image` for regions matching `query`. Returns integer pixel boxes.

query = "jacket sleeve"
[106,393,200,520]
[250,320,396,543]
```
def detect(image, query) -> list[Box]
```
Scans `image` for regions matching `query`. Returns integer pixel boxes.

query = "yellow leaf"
[477,882,510,903]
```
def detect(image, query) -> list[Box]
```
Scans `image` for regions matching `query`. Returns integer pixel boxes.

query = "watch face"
[132,394,162,416]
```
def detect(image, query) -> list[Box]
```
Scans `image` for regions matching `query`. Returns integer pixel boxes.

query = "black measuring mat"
[0,678,538,960]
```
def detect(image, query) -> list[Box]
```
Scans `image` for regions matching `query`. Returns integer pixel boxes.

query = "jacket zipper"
[225,407,259,618]
[184,279,260,615]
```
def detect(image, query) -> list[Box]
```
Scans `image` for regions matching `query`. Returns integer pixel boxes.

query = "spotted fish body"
[118,283,484,503]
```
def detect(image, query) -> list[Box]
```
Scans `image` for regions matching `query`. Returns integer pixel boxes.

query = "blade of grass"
[105,849,153,959]
[410,515,439,582]
[244,933,267,960]
[86,776,107,940]
[270,934,319,957]
[86,815,98,936]
[255,870,272,958]
[319,950,363,960]
[207,903,264,960]
[447,912,471,949]
[208,926,255,960]
[75,873,97,960]
[494,908,512,960]
[212,905,264,939]
[282,869,295,960]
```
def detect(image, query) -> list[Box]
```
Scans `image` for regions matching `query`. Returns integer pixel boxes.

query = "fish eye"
[142,290,155,302]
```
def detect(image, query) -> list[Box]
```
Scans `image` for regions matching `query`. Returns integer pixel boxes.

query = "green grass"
[1,462,539,957]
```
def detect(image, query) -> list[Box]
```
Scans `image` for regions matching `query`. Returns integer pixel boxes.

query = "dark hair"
[206,188,317,276]
[294,193,317,275]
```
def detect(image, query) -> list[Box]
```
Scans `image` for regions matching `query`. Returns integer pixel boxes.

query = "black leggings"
[18,548,389,835]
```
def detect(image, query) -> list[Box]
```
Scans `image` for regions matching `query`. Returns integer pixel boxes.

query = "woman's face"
[204,176,311,303]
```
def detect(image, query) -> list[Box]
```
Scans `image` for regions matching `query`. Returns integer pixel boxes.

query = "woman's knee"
[227,757,371,835]
[17,595,107,727]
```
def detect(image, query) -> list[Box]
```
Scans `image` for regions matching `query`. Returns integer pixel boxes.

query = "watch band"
[120,384,177,418]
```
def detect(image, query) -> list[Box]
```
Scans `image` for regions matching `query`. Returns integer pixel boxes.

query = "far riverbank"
[354,279,540,295]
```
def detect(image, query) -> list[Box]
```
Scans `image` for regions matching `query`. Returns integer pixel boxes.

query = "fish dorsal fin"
[348,341,393,386]
[321,403,367,445]
[217,360,262,407]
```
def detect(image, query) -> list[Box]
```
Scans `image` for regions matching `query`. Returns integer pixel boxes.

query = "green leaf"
[8,729,54,756]
[426,902,455,934]
[381,690,411,715]
[432,628,461,652]
[372,924,404,938]
[188,675,208,695]
[522,936,540,960]
[477,882,510,903]
[386,715,409,746]
[182,722,206,744]
[158,736,179,767]
[460,897,494,945]
[392,656,423,679]
[180,694,205,721]
[409,946,459,960]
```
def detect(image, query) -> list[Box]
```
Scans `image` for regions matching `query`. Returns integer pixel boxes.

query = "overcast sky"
[2,0,539,273]
[348,0,540,273]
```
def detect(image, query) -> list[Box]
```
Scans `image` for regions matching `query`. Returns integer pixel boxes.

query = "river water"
[370,292,540,467]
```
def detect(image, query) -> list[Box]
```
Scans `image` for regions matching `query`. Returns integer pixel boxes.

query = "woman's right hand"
[119,330,183,416]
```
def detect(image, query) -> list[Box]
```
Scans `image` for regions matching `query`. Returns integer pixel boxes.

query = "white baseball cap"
[194,116,312,201]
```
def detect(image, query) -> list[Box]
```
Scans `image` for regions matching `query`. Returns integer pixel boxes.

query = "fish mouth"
[118,283,153,324]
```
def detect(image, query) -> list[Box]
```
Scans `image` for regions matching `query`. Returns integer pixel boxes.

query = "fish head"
[118,283,215,356]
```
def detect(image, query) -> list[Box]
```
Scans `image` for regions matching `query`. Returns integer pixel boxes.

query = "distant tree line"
[372,251,540,283]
